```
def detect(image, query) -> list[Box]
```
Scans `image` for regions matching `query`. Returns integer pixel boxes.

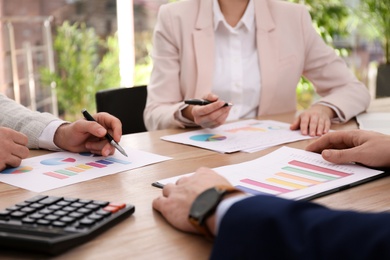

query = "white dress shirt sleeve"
[38,120,67,151]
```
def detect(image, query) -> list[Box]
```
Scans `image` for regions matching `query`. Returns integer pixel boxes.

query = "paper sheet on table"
[356,112,390,135]
[161,120,313,153]
[0,147,171,192]
[153,146,384,201]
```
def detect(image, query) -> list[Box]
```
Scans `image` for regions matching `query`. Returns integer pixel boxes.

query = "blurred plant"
[289,0,351,109]
[355,0,390,65]
[40,21,120,120]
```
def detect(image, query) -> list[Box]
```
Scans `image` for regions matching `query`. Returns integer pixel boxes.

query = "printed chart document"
[0,147,171,192]
[161,120,313,153]
[153,147,384,201]
[356,112,390,135]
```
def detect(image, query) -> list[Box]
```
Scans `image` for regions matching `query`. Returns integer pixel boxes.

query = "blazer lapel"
[193,0,215,97]
[255,0,279,114]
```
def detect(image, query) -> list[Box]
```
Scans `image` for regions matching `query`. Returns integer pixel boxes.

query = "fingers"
[94,112,123,141]
[306,131,358,153]
[291,107,333,136]
[0,128,29,169]
[192,102,231,128]
[320,147,362,165]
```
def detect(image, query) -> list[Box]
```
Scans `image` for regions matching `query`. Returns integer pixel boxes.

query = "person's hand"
[153,167,233,235]
[0,127,29,171]
[290,104,335,136]
[53,112,122,156]
[306,130,390,167]
[182,93,232,128]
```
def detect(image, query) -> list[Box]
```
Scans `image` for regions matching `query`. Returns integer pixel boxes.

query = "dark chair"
[95,86,147,134]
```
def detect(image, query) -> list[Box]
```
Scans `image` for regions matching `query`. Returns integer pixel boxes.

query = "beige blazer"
[0,94,59,148]
[144,0,370,131]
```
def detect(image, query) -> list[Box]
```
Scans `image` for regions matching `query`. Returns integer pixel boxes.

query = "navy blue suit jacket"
[211,196,390,259]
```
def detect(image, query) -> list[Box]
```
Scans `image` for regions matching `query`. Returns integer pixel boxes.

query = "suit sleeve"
[211,195,390,259]
[0,94,59,148]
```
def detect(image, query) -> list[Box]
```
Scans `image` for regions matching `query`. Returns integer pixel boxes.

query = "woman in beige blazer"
[144,0,370,135]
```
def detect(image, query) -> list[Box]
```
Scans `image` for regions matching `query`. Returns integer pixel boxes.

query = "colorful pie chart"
[40,157,76,166]
[190,134,227,142]
[1,166,33,174]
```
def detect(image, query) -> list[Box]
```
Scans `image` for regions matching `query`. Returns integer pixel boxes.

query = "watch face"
[190,188,225,223]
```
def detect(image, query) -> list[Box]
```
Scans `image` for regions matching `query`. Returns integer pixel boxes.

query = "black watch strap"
[188,185,242,239]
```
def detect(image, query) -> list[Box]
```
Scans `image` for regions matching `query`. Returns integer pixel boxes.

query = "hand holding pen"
[182,94,233,129]
[184,99,233,107]
[82,109,128,157]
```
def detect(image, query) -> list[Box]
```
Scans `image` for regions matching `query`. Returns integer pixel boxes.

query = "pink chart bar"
[288,160,351,177]
[86,162,107,168]
[241,178,291,193]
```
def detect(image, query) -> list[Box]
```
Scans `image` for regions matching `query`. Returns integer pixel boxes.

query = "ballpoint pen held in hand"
[81,109,128,157]
[184,99,233,107]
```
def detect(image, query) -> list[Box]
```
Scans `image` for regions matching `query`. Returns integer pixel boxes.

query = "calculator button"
[25,195,48,203]
[10,211,27,218]
[39,197,62,205]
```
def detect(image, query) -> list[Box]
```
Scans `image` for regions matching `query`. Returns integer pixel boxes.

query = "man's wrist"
[188,186,244,239]
[53,122,70,150]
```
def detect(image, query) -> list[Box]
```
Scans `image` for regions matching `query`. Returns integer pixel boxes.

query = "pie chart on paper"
[1,166,33,174]
[190,134,227,142]
[40,157,76,166]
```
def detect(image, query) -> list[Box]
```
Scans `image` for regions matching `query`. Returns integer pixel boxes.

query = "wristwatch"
[188,185,242,239]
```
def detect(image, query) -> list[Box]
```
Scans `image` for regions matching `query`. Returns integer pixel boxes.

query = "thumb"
[86,121,107,138]
[321,149,356,164]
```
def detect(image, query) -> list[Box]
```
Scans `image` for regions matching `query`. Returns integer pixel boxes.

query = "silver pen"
[82,109,128,157]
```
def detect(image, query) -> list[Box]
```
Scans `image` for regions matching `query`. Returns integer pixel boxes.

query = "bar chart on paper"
[0,148,171,192]
[235,159,352,198]
[155,147,384,200]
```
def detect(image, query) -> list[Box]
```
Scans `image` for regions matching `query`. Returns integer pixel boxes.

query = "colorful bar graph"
[55,169,77,176]
[65,167,85,173]
[282,166,338,181]
[44,172,68,179]
[288,160,351,177]
[237,159,353,196]
[105,157,132,165]
[43,156,132,180]
[266,177,307,189]
[86,162,107,168]
[96,159,114,165]
[235,185,268,195]
[241,178,291,193]
[275,172,322,185]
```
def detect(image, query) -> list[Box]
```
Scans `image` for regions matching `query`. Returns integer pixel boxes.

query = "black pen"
[81,109,128,157]
[184,99,232,107]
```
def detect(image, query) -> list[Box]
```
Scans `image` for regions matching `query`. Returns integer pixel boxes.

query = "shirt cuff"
[215,194,249,234]
[315,101,346,123]
[38,120,67,151]
[174,103,199,127]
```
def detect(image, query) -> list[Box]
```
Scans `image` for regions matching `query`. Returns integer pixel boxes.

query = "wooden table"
[2,112,390,259]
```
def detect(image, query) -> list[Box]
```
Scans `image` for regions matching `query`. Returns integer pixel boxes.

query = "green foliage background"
[40,22,120,120]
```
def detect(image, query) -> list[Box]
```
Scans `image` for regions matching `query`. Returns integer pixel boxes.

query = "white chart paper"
[0,147,171,192]
[161,120,313,153]
[155,147,384,200]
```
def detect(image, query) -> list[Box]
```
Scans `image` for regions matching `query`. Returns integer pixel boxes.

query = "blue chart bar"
[96,160,114,165]
[105,157,131,165]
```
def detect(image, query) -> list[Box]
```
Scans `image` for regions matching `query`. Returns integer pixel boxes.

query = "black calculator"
[0,195,135,255]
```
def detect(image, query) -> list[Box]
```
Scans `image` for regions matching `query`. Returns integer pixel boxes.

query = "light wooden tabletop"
[1,112,390,259]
